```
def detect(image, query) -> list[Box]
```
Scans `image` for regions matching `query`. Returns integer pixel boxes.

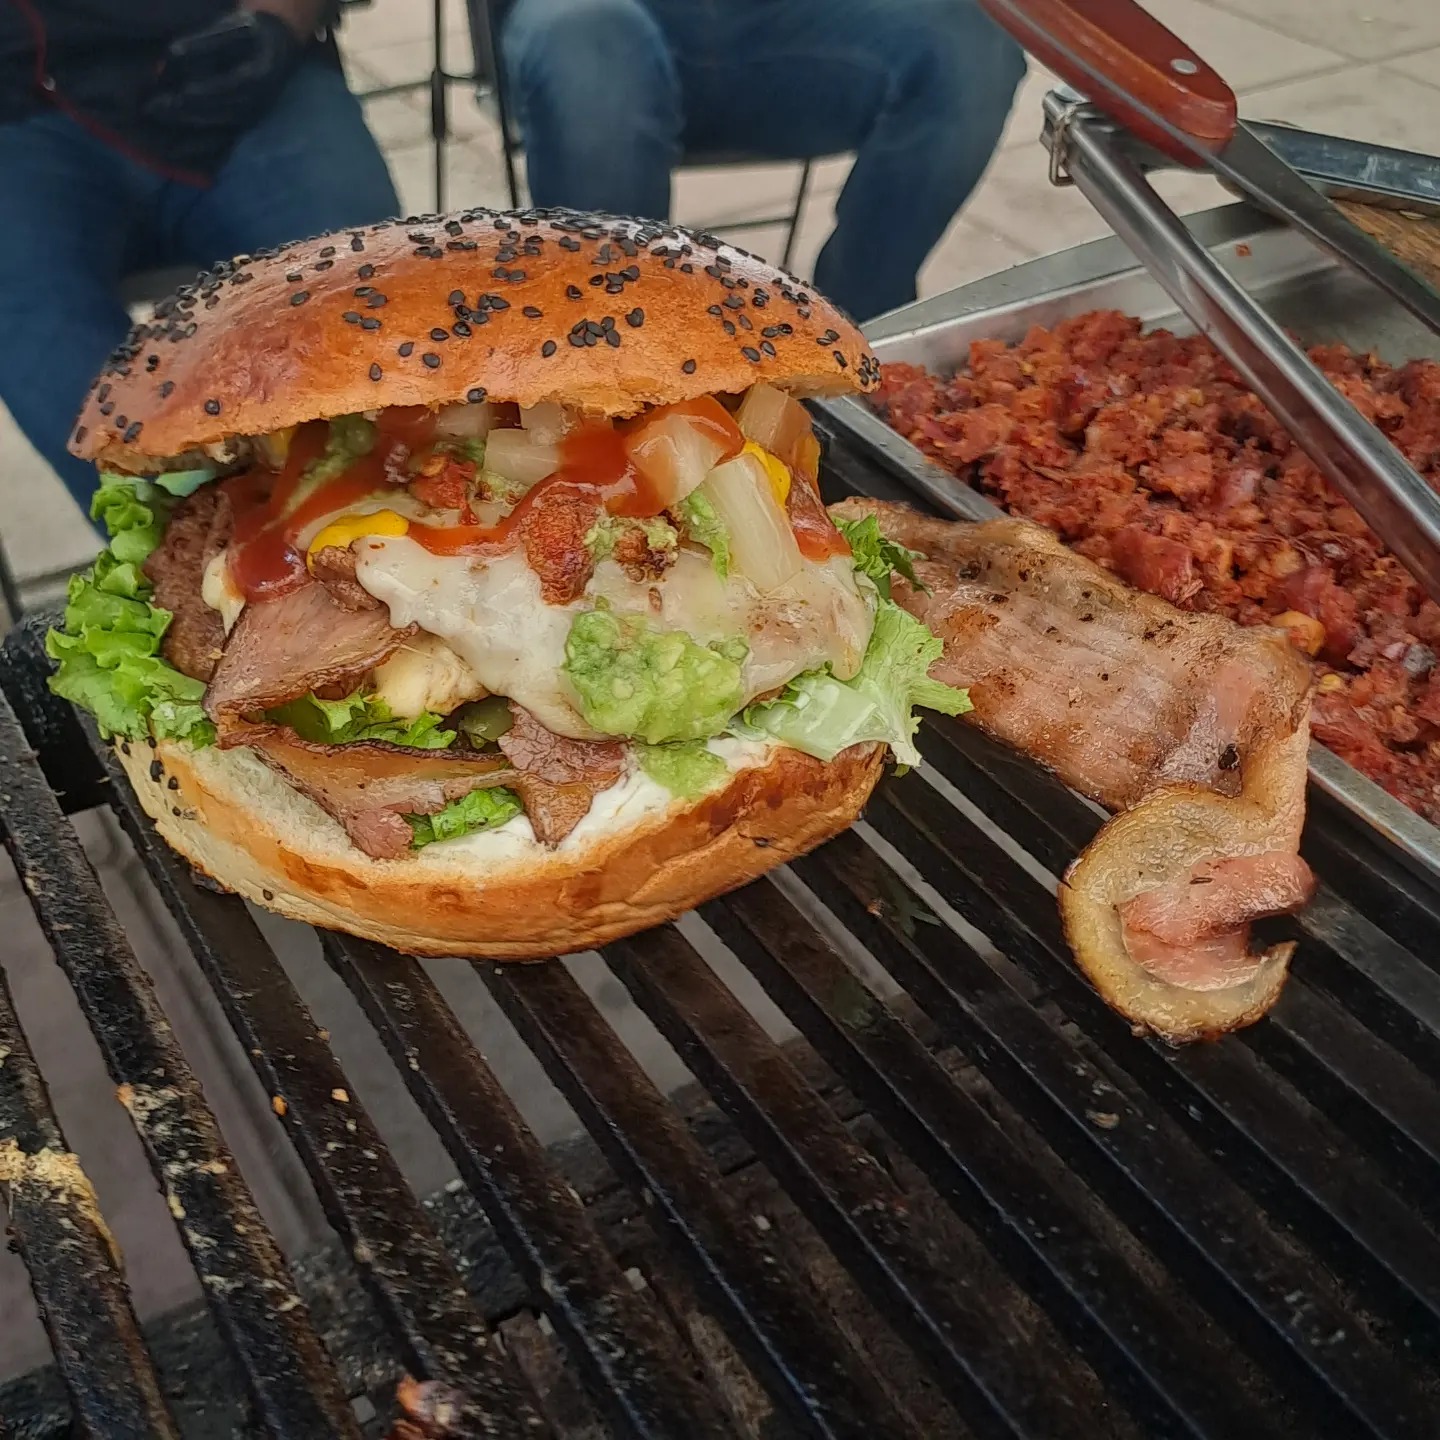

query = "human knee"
[888,0,1028,108]
[502,0,671,111]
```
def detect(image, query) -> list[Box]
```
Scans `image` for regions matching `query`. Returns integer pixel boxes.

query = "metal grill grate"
[2,431,1439,1438]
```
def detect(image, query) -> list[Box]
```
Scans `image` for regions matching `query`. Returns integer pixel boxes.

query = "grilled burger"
[49,209,970,957]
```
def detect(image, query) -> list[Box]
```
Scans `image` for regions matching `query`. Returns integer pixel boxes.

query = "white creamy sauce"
[419,734,774,864]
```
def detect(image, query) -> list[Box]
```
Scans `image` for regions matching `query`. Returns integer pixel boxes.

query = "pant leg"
[157,58,399,267]
[500,0,681,221]
[657,0,1027,322]
[0,114,152,517]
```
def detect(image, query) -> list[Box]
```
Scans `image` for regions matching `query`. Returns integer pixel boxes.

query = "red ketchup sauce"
[223,396,845,590]
[406,396,746,557]
[225,407,438,601]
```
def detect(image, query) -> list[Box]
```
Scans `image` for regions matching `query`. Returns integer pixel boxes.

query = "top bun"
[71,208,877,470]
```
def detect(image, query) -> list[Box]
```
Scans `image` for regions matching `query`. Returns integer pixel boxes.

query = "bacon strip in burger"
[833,498,1316,1041]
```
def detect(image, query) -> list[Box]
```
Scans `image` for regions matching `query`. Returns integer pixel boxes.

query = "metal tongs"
[978,0,1440,602]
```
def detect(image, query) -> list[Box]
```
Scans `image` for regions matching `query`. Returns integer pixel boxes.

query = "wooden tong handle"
[980,0,1237,165]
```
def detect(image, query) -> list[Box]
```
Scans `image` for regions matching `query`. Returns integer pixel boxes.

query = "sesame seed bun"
[71,208,877,472]
[115,735,885,959]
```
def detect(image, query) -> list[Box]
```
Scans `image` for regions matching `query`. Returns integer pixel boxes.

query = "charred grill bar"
[3,420,1440,1435]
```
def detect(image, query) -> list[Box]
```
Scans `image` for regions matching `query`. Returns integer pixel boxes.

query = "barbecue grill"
[3,390,1440,1435]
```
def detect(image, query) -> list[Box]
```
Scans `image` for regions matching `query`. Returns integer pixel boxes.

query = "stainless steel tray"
[815,201,1440,884]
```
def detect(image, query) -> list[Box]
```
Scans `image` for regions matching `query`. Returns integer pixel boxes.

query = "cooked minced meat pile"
[876,310,1440,821]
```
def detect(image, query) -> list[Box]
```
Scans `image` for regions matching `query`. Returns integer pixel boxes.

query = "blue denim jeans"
[501,0,1027,323]
[0,60,399,518]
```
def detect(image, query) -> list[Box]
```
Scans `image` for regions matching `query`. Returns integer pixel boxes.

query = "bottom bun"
[116,736,885,958]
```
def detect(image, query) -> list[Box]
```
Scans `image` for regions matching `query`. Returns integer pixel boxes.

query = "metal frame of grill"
[3,430,1440,1438]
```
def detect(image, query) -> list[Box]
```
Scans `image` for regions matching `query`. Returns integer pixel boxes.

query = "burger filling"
[48,386,971,859]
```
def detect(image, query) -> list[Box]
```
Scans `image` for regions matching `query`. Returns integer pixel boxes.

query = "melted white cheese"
[201,551,245,634]
[371,633,488,718]
[353,536,873,739]
[354,539,588,736]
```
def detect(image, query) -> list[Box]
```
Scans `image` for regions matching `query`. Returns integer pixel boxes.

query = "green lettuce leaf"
[563,609,747,745]
[834,514,924,601]
[408,786,523,849]
[266,690,456,749]
[737,599,970,767]
[45,481,213,745]
[305,414,378,486]
[637,739,729,798]
[675,490,730,578]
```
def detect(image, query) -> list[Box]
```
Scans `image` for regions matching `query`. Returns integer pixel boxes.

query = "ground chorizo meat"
[875,311,1440,822]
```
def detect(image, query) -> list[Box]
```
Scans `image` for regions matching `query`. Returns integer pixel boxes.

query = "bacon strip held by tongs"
[833,498,1316,1042]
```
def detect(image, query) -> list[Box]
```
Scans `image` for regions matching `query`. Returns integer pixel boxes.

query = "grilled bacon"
[833,498,1315,1041]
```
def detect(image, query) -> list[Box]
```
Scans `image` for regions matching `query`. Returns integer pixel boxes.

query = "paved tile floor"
[2,0,1437,1391]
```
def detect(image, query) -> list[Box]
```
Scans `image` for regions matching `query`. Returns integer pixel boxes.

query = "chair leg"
[781,159,814,272]
[432,0,448,212]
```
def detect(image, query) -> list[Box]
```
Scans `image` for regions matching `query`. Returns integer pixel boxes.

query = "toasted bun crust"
[72,209,877,471]
[116,737,885,958]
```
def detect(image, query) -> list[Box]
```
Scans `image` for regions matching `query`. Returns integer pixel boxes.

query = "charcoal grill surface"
[2,432,1440,1438]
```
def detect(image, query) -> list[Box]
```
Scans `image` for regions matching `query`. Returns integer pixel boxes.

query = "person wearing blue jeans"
[498,0,1027,324]
[0,1,398,519]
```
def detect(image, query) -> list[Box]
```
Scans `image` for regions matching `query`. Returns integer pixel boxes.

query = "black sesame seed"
[566,285,582,300]
[568,332,587,348]
[681,358,697,374]
[466,386,487,403]
[204,398,221,415]
[159,381,174,398]
[123,421,143,442]
[97,383,110,402]
[167,775,180,791]
[429,327,449,342]
[707,304,723,317]
[448,289,465,305]
[724,295,745,310]
[738,314,753,331]
[286,271,303,283]
[741,346,761,363]
[542,339,558,357]
[489,297,510,310]
[626,307,644,327]
[149,759,163,782]
[723,321,736,337]
[314,258,334,271]
[762,325,781,338]
[760,340,776,357]
[343,311,362,324]
[366,293,387,308]
[290,291,310,306]
[354,285,374,296]
[145,354,159,372]
[351,235,365,251]
[523,305,542,318]
[398,341,415,357]
[833,350,847,368]
[422,352,441,368]
[604,329,620,348]
[358,263,376,279]
[452,320,472,338]
[369,363,383,381]
[73,424,87,442]
[319,245,336,258]
[114,414,127,430]
[588,275,604,288]
[360,317,381,330]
